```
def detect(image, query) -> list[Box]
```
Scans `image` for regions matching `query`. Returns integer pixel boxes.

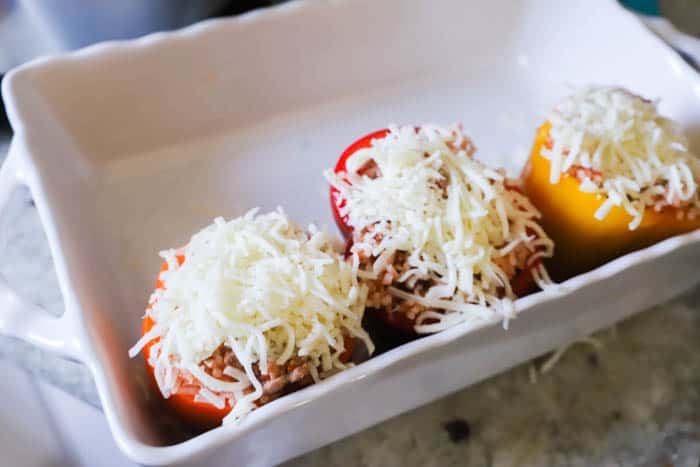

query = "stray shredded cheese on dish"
[326,124,554,333]
[543,86,700,229]
[129,208,372,423]
[529,334,605,384]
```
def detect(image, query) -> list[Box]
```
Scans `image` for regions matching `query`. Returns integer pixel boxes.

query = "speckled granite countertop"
[287,293,700,467]
[2,128,700,466]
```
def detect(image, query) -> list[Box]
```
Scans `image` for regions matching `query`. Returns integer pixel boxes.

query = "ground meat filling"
[568,164,698,216]
[362,249,427,322]
[546,137,700,219]
[201,345,313,405]
[357,159,382,179]
[352,148,538,326]
[361,241,533,323]
[354,139,537,324]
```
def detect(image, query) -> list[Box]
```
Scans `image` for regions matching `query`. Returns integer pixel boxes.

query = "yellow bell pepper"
[522,122,700,279]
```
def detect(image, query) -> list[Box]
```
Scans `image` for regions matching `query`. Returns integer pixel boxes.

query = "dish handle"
[0,140,85,362]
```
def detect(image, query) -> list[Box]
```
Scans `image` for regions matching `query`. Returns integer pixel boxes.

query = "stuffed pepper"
[522,87,700,277]
[327,124,554,334]
[129,209,372,428]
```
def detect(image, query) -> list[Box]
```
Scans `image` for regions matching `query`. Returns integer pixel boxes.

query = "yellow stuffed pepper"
[522,87,700,279]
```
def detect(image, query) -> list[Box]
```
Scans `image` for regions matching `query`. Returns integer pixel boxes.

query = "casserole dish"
[2,0,700,465]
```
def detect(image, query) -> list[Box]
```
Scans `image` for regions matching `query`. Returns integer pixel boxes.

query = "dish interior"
[6,0,700,450]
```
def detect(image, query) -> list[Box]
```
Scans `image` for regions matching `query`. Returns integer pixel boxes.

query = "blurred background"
[0,0,284,130]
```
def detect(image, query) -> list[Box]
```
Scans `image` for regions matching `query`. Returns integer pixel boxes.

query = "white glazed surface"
[3,0,700,465]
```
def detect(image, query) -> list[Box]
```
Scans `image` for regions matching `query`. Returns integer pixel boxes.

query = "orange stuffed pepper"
[129,210,371,429]
[522,87,700,279]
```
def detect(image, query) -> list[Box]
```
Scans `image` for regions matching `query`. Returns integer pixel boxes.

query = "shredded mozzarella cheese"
[129,209,373,423]
[326,124,554,333]
[543,86,700,229]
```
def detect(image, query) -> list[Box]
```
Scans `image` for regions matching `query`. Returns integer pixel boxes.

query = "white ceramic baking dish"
[2,0,700,465]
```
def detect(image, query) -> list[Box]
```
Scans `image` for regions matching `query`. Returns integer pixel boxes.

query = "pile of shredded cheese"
[129,209,373,423]
[543,86,700,229]
[326,124,554,333]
